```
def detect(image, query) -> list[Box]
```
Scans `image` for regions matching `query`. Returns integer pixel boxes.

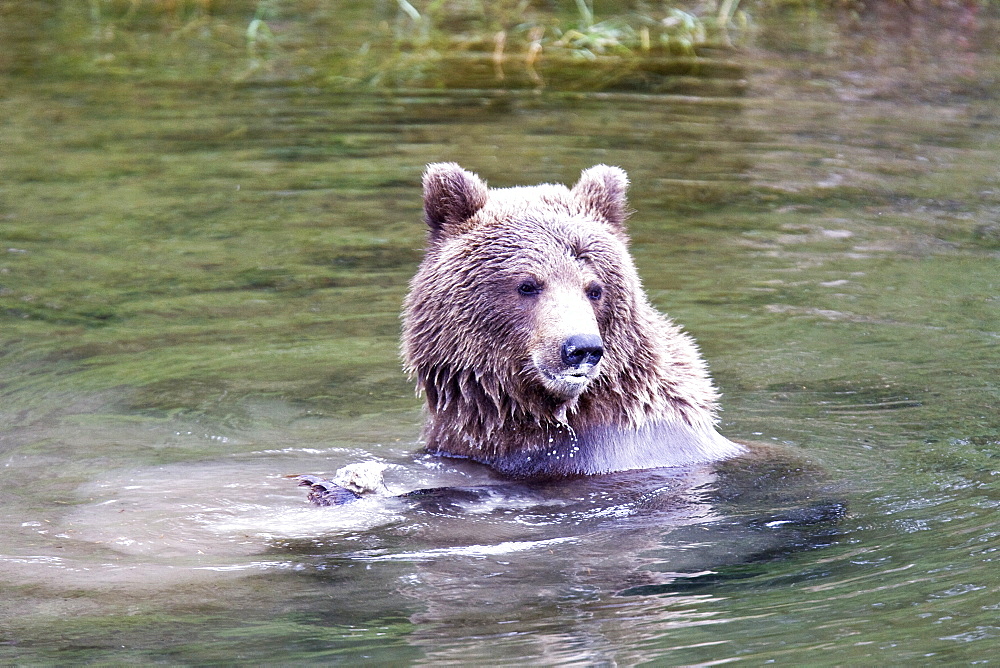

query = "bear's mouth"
[534,362,600,400]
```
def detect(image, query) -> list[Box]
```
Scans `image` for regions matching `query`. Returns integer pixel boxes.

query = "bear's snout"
[561,334,604,369]
[532,331,605,402]
[525,281,606,401]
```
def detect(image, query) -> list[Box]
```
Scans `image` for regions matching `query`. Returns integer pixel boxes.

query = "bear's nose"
[561,334,604,368]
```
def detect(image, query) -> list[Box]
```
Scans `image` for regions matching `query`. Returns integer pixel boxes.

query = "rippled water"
[2,2,999,664]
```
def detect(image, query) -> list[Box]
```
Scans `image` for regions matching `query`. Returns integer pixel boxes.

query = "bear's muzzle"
[533,333,604,401]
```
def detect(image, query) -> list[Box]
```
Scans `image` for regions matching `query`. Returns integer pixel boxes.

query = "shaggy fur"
[402,163,745,478]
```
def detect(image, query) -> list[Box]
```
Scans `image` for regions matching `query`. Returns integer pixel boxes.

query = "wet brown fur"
[402,163,745,479]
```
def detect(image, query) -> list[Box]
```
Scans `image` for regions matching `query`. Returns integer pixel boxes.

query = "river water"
[1,2,999,664]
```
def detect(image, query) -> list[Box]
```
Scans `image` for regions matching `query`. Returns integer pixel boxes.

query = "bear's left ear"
[571,165,630,229]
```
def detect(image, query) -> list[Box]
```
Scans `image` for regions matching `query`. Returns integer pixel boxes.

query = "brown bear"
[401,163,746,479]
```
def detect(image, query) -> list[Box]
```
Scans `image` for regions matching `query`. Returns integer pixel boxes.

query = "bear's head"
[402,163,673,428]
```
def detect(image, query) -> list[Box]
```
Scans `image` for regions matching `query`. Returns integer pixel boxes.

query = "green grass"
[28,0,752,88]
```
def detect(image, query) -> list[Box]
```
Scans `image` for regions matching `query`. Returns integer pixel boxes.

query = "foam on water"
[346,536,579,562]
[65,460,408,555]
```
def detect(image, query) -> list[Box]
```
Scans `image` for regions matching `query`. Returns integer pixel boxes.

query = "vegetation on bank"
[3,0,994,89]
[7,0,784,87]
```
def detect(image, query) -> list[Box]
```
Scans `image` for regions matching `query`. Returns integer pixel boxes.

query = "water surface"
[1,3,999,664]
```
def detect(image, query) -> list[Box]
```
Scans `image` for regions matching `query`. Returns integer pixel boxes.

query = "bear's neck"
[417,365,744,479]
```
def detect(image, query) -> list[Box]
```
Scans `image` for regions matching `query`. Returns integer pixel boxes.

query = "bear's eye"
[586,284,604,301]
[517,280,542,297]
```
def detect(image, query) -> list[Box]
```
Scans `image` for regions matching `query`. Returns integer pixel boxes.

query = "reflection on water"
[2,1,1000,664]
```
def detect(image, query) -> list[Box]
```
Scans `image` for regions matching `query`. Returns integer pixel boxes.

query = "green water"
[2,2,999,664]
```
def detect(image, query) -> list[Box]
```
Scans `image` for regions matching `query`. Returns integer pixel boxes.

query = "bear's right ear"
[571,164,630,230]
[422,163,489,241]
